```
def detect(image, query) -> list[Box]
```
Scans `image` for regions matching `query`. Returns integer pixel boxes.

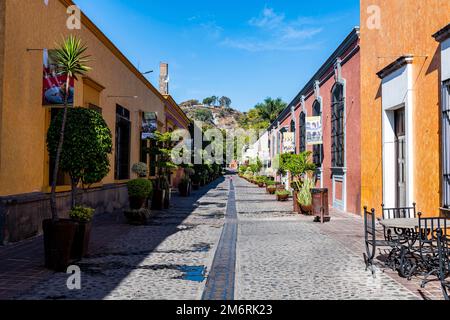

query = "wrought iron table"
[379,218,450,280]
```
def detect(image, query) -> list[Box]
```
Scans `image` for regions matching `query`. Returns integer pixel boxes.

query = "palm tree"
[49,36,91,221]
[255,97,287,123]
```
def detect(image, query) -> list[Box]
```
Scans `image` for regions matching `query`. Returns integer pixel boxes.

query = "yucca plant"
[295,176,315,207]
[49,35,91,221]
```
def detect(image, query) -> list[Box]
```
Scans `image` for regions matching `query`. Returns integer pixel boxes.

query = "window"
[443,82,450,208]
[299,112,306,153]
[115,105,131,180]
[331,83,345,168]
[312,101,323,166]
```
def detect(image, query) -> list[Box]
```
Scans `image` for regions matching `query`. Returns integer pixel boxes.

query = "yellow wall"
[0,0,5,180]
[360,0,450,216]
[0,0,167,196]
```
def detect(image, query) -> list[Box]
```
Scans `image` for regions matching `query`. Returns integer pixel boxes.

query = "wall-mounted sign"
[142,112,158,140]
[306,116,323,145]
[43,49,75,106]
[283,132,295,153]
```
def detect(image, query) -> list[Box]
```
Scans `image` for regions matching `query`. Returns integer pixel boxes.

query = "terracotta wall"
[360,0,450,216]
[0,0,167,196]
[0,0,5,179]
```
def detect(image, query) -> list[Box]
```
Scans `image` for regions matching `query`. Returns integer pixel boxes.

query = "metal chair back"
[436,229,450,300]
[382,203,416,220]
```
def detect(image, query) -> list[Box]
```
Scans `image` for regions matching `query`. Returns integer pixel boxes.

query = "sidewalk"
[234,176,441,300]
[0,178,228,300]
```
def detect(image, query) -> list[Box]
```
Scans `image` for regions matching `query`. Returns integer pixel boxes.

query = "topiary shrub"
[47,107,112,209]
[132,162,148,178]
[127,179,153,198]
[69,206,95,223]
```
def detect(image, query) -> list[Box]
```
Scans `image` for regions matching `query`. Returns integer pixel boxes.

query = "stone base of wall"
[0,184,128,245]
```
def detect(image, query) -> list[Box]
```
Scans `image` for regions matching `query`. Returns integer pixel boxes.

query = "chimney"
[159,62,169,95]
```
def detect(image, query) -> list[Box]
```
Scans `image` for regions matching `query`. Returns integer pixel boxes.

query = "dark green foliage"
[47,108,113,186]
[127,179,153,198]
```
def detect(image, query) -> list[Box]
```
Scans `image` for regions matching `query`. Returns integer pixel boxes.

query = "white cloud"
[222,7,326,52]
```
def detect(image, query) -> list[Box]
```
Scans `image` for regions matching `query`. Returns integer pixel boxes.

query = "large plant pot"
[300,204,313,215]
[179,183,190,197]
[43,219,77,272]
[151,189,165,210]
[277,194,290,202]
[164,188,171,209]
[129,196,146,210]
[71,221,92,260]
[267,187,277,195]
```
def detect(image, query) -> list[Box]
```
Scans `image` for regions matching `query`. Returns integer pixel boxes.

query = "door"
[395,108,406,208]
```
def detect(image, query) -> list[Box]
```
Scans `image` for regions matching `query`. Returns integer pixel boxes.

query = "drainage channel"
[202,177,237,300]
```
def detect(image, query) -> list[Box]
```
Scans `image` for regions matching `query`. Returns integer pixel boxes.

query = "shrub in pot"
[276,190,290,202]
[127,178,153,210]
[69,206,94,260]
[46,96,112,269]
[296,176,315,215]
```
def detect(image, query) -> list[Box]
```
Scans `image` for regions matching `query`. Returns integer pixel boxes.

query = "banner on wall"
[42,49,75,106]
[282,132,295,153]
[142,112,158,140]
[306,116,323,145]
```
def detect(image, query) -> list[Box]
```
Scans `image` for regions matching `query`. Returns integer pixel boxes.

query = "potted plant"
[124,208,152,226]
[69,206,94,260]
[295,176,315,215]
[127,178,153,210]
[148,132,178,210]
[276,190,290,202]
[266,181,277,194]
[44,36,91,272]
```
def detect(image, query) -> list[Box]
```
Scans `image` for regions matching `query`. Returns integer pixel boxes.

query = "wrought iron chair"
[436,229,450,300]
[364,207,398,276]
[382,203,417,219]
[416,214,448,288]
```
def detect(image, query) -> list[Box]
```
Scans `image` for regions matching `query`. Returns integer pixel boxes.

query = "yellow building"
[360,0,450,216]
[0,0,178,243]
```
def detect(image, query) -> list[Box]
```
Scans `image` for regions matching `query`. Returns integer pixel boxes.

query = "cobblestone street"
[0,174,440,300]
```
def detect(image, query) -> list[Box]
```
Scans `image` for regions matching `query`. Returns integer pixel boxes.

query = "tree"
[47,108,113,208]
[211,96,218,107]
[48,36,91,221]
[219,96,232,108]
[202,97,214,106]
[194,109,214,123]
[254,97,287,123]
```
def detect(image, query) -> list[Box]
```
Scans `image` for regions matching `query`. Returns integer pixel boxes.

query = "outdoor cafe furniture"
[436,229,450,300]
[364,206,450,299]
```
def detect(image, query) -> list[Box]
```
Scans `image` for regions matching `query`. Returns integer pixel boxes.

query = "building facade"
[268,28,361,215]
[0,0,183,244]
[360,0,450,217]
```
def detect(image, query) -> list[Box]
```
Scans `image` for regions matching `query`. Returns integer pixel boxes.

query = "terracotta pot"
[277,194,290,202]
[43,219,77,272]
[151,189,165,210]
[179,184,189,197]
[164,188,171,209]
[71,221,92,260]
[124,209,151,225]
[300,204,313,215]
[258,183,265,188]
[267,186,277,194]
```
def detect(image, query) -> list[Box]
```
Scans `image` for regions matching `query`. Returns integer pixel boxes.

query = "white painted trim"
[381,64,414,208]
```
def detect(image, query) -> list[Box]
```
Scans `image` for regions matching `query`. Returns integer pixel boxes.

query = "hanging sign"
[306,116,323,145]
[282,132,295,153]
[42,49,75,106]
[142,112,158,139]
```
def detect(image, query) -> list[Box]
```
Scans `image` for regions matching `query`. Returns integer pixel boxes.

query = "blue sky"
[75,0,360,112]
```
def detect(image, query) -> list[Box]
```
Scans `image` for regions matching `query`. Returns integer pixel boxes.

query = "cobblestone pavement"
[17,178,229,300]
[234,176,420,300]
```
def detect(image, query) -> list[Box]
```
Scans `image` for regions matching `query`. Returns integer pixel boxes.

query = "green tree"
[255,97,287,123]
[48,36,91,221]
[219,96,232,108]
[202,97,214,106]
[47,108,112,208]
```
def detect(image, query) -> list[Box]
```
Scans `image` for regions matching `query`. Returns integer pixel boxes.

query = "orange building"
[0,0,188,244]
[360,0,450,216]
